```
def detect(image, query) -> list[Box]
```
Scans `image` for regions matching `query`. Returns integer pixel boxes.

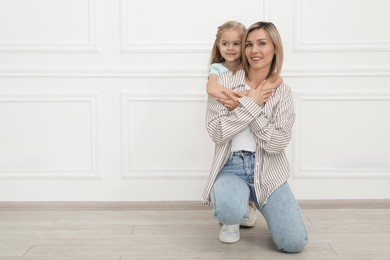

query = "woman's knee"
[211,173,249,224]
[274,233,308,253]
[211,187,247,224]
[261,182,308,253]
[212,197,247,224]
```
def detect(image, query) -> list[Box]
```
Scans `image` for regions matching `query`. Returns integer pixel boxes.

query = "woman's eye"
[245,43,252,47]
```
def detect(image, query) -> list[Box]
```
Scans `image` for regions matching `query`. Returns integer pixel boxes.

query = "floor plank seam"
[51,218,60,226]
[328,243,339,255]
[22,245,33,257]
[130,225,135,235]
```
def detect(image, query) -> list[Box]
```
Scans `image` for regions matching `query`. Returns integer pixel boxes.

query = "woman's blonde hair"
[241,21,284,80]
[209,21,246,68]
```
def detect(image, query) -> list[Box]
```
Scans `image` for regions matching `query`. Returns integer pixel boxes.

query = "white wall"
[0,0,389,201]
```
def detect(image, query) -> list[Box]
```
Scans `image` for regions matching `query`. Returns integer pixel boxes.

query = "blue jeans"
[211,151,308,253]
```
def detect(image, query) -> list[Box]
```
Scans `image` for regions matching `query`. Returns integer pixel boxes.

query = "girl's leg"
[211,172,249,225]
[260,182,308,253]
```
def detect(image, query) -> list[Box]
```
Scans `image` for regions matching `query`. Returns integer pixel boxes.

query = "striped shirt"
[202,69,296,208]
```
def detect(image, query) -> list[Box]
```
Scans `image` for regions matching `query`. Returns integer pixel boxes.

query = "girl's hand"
[237,90,249,96]
[266,75,283,88]
[217,89,244,110]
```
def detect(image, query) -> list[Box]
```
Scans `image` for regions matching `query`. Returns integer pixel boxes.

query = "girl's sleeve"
[208,63,228,76]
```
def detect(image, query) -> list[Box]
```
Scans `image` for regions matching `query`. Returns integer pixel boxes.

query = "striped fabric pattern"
[202,70,296,208]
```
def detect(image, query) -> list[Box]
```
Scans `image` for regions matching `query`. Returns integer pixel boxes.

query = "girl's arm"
[217,77,282,110]
[207,74,245,110]
[206,70,263,144]
[206,74,230,99]
[264,75,283,90]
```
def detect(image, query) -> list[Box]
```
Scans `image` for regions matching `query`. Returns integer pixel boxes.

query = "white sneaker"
[219,224,240,243]
[240,206,257,227]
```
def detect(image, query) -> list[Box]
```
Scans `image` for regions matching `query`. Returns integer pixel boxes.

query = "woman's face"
[245,28,275,72]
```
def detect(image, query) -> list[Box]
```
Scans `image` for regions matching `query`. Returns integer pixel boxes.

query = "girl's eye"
[234,42,241,46]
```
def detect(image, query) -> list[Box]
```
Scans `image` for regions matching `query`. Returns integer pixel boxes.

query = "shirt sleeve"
[249,84,296,154]
[208,63,229,76]
[205,70,262,144]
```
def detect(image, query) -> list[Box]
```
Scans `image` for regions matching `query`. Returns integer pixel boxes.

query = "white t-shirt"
[231,126,256,152]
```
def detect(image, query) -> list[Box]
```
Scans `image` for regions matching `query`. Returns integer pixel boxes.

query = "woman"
[202,21,308,253]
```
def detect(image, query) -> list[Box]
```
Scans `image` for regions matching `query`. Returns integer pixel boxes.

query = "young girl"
[206,21,258,228]
[207,21,282,110]
[206,21,245,110]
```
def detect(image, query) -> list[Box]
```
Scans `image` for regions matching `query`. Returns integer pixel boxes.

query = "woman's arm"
[249,85,295,154]
[206,69,265,145]
[206,95,262,145]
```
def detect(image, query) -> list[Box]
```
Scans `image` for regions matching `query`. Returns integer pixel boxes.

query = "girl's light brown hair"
[209,21,246,69]
[241,21,284,80]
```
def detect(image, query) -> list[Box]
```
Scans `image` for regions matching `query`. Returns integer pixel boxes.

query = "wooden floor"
[0,202,390,260]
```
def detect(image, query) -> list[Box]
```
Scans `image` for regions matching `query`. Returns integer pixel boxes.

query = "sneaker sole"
[219,236,240,243]
[240,219,256,227]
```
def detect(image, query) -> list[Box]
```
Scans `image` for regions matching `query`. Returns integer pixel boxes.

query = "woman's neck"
[246,68,268,87]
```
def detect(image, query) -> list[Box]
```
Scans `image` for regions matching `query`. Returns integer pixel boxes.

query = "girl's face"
[245,28,275,72]
[218,29,242,63]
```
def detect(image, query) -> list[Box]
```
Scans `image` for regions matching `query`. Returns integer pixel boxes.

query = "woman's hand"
[247,80,276,105]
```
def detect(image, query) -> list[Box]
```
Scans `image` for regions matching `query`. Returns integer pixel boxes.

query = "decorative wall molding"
[119,0,209,53]
[0,66,207,78]
[293,0,390,52]
[1,66,390,78]
[0,92,100,179]
[120,90,209,178]
[283,68,390,77]
[262,0,272,21]
[0,0,97,53]
[119,0,265,53]
[292,90,390,179]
